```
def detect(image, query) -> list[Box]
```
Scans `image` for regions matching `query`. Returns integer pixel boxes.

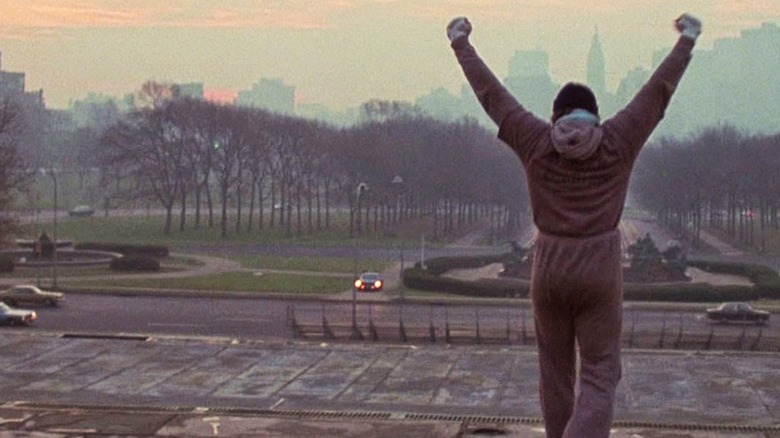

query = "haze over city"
[2,0,780,114]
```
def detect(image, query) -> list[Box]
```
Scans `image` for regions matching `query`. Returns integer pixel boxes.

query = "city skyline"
[2,1,780,111]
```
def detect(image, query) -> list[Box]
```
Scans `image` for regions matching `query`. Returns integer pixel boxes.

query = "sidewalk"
[0,331,778,437]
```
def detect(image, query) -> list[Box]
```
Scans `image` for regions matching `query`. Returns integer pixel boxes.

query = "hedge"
[623,282,758,302]
[404,254,780,303]
[76,242,169,258]
[110,255,161,272]
[0,254,14,273]
[404,266,528,298]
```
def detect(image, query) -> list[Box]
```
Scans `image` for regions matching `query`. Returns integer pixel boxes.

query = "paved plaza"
[0,331,778,436]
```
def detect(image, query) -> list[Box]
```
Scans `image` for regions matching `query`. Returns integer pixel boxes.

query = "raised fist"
[447,17,472,42]
[675,13,702,40]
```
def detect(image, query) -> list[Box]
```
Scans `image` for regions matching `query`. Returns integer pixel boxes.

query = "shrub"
[110,255,161,272]
[0,255,14,273]
[624,282,758,302]
[472,278,530,298]
[753,283,780,300]
[403,266,528,298]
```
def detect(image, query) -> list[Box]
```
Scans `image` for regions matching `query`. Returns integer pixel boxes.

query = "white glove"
[447,17,472,42]
[675,13,702,40]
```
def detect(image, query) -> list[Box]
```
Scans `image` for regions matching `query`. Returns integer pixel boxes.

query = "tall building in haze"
[587,28,607,98]
[504,49,558,118]
[0,51,44,108]
[236,78,295,114]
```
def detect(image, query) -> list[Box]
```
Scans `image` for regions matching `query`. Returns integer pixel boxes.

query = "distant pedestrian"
[447,13,701,438]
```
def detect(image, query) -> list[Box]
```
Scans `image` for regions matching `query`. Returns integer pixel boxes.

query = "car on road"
[354,272,384,292]
[68,205,94,217]
[0,284,64,307]
[0,302,37,326]
[705,302,770,324]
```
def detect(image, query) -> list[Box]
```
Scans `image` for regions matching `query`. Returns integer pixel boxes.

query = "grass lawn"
[7,212,457,294]
[231,254,391,273]
[19,213,428,250]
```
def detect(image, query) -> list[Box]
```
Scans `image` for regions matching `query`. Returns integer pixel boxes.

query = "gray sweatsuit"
[451,35,695,438]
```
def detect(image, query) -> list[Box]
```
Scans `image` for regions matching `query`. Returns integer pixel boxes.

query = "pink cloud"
[0,0,338,32]
[205,88,237,105]
[714,0,779,14]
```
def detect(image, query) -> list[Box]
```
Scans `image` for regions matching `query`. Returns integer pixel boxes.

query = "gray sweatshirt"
[452,36,695,237]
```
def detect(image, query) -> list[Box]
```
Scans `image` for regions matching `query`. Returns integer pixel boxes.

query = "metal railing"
[287,303,777,352]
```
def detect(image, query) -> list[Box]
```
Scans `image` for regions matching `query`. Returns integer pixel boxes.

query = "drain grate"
[461,424,509,436]
[13,401,193,414]
[404,413,541,425]
[210,408,395,421]
[611,419,780,433]
[10,402,780,433]
[61,333,150,341]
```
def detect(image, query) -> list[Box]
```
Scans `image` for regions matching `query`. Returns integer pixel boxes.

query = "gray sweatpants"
[531,229,623,438]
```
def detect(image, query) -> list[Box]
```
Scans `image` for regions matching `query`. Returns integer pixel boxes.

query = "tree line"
[11,84,780,251]
[92,87,530,240]
[632,124,780,252]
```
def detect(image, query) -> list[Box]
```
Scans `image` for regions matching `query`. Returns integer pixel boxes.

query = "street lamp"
[39,168,58,288]
[391,175,403,223]
[351,182,368,339]
[391,176,404,301]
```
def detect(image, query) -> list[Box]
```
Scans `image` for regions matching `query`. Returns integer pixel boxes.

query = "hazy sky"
[1,0,779,110]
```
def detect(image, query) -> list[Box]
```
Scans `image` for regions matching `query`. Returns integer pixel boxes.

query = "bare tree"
[210,106,247,238]
[242,108,273,233]
[100,105,187,234]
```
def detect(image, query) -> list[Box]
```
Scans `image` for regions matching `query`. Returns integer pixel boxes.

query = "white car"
[0,284,64,307]
[68,205,94,217]
[0,302,37,326]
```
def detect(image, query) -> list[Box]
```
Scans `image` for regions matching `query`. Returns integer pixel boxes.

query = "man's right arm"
[447,17,521,127]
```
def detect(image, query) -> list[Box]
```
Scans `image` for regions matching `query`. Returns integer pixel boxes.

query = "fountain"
[3,233,121,268]
[499,234,690,283]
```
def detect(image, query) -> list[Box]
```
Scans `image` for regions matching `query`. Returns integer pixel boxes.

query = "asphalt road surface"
[11,294,776,350]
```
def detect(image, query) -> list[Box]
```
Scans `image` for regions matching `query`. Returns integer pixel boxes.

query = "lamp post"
[391,176,404,301]
[40,168,58,288]
[420,233,426,270]
[351,182,368,339]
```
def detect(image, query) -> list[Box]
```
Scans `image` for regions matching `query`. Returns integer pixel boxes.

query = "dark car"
[0,302,37,326]
[0,284,64,307]
[354,272,384,292]
[68,205,94,217]
[705,302,770,324]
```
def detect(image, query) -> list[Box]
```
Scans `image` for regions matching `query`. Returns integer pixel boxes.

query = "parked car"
[0,302,37,326]
[0,284,64,307]
[354,272,384,292]
[705,302,770,324]
[68,205,94,217]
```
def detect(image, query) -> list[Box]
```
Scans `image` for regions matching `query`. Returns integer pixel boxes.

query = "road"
[4,216,778,350]
[15,294,777,351]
